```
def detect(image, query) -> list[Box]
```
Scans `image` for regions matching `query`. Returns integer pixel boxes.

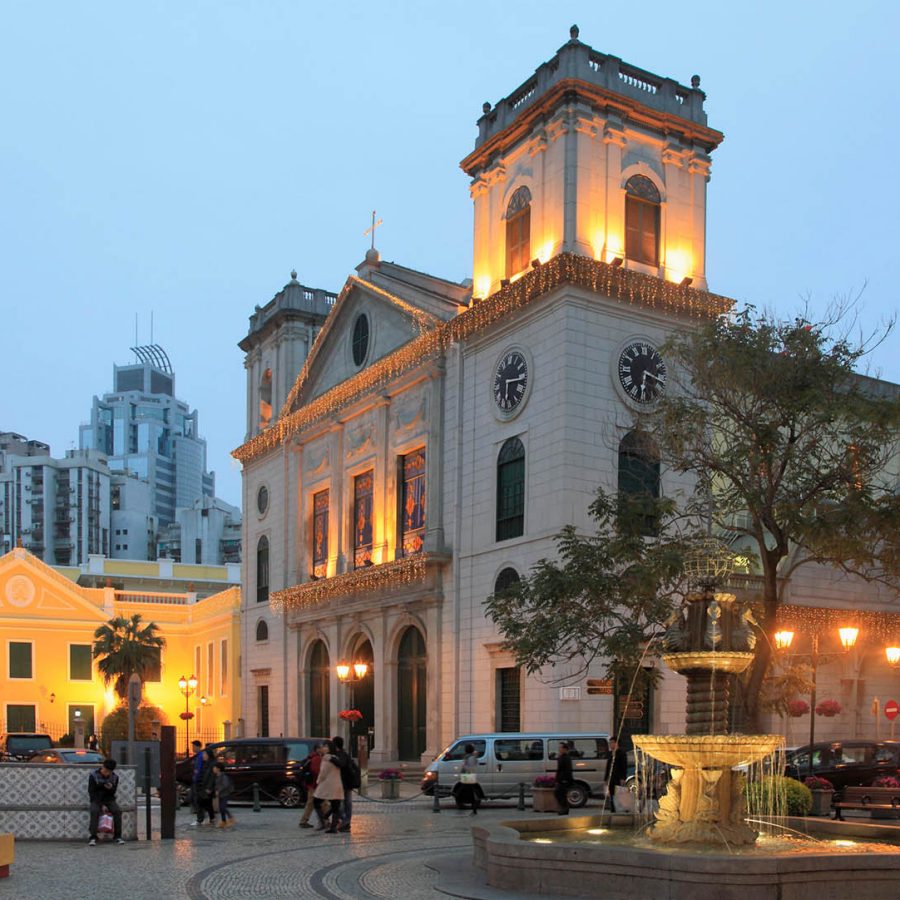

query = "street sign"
[586,679,613,695]
[885,699,899,721]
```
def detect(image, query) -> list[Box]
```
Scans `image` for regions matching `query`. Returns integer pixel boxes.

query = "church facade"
[235,31,900,761]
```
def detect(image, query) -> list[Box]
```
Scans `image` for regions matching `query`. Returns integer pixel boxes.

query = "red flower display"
[815,699,842,717]
[787,699,810,718]
[338,708,363,722]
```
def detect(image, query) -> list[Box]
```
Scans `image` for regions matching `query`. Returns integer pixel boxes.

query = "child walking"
[213,763,235,828]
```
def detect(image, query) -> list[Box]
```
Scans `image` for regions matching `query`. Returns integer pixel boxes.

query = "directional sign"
[885,699,899,721]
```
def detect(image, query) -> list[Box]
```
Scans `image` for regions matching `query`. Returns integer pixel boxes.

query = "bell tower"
[460,26,724,298]
[239,271,336,441]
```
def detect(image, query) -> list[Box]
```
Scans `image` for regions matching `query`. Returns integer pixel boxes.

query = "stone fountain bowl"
[631,734,784,768]
[661,651,755,675]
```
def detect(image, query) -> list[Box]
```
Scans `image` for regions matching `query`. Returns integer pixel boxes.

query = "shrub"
[100,704,168,747]
[804,776,834,791]
[744,775,813,816]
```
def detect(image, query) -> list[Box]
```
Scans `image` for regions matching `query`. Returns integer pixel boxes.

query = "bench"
[832,786,900,820]
[0,833,13,877]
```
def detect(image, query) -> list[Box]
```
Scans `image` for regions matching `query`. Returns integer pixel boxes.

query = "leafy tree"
[486,490,692,690]
[92,614,166,700]
[99,704,168,749]
[651,306,899,727]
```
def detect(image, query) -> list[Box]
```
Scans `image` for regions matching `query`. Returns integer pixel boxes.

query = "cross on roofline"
[364,210,383,250]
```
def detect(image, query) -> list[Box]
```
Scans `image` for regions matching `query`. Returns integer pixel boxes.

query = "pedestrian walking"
[333,735,360,833]
[454,743,481,815]
[554,741,573,815]
[193,747,217,826]
[313,741,344,833]
[188,739,204,817]
[606,737,629,812]
[213,763,235,828]
[87,734,99,752]
[87,758,125,846]
[298,742,327,828]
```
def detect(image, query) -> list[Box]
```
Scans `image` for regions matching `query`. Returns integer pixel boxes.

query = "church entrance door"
[397,627,426,760]
[351,639,374,756]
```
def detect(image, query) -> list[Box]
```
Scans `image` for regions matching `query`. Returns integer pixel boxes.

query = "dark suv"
[785,740,900,790]
[1,732,54,761]
[175,737,325,808]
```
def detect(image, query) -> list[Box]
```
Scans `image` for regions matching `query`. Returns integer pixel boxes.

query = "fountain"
[464,541,900,898]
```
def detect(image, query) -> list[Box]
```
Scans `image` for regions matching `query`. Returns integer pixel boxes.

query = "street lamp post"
[336,659,369,756]
[775,626,858,777]
[177,674,198,756]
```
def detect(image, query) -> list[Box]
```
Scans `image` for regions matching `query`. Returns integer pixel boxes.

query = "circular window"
[352,314,370,366]
[257,485,269,515]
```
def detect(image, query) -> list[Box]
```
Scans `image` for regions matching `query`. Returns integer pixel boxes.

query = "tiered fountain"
[632,540,783,844]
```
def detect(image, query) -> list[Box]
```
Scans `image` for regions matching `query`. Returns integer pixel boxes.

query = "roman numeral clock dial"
[617,341,667,404]
[493,350,529,413]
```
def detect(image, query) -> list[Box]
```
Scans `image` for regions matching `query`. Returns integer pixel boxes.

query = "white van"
[421,732,611,807]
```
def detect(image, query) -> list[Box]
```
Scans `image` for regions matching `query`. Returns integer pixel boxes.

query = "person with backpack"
[313,740,344,833]
[332,735,360,833]
[213,762,235,828]
[298,742,326,829]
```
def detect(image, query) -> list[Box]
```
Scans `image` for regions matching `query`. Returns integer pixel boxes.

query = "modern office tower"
[79,345,215,528]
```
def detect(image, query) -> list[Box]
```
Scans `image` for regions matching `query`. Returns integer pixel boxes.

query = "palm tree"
[92,614,166,700]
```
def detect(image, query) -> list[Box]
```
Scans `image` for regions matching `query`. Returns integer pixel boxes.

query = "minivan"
[175,736,325,807]
[421,732,611,807]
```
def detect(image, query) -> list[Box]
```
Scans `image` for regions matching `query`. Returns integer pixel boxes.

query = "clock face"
[618,342,667,403]
[493,350,529,412]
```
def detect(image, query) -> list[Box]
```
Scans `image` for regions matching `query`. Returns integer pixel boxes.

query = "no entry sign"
[885,699,899,721]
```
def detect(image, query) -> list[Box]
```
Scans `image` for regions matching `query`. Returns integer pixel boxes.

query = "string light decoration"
[270,554,432,614]
[234,253,733,465]
[775,604,900,644]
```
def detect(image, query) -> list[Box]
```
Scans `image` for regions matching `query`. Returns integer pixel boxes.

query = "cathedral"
[234,29,899,762]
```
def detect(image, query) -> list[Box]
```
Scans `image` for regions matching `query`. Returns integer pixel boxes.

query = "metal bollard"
[144,746,153,840]
[432,773,441,813]
[518,782,526,811]
[252,782,261,812]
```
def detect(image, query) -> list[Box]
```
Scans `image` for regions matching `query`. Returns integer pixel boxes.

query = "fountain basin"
[472,814,900,899]
[662,650,754,675]
[632,733,783,768]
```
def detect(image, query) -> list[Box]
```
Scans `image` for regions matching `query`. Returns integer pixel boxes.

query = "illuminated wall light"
[665,248,693,284]
[537,240,555,264]
[885,646,900,667]
[475,276,491,299]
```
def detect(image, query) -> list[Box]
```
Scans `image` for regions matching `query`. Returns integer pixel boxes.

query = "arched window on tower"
[259,368,273,430]
[505,186,532,278]
[256,535,269,603]
[494,567,521,595]
[255,619,269,642]
[624,175,661,267]
[617,430,661,535]
[496,437,526,541]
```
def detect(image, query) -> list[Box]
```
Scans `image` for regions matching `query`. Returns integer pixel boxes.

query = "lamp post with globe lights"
[178,674,198,756]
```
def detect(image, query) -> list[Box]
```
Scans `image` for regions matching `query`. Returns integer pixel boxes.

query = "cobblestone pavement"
[2,791,559,900]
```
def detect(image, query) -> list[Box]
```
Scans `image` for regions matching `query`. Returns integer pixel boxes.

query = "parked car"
[785,740,900,790]
[28,749,105,765]
[1,732,54,761]
[421,732,611,808]
[175,737,325,808]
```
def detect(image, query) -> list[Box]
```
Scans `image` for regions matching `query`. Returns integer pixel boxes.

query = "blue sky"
[3,1,898,507]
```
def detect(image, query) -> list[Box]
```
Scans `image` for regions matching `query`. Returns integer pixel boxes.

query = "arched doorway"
[308,640,330,738]
[348,639,374,756]
[397,627,426,760]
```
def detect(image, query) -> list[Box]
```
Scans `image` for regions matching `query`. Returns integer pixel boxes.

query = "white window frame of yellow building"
[220,639,228,696]
[4,701,38,731]
[7,639,35,681]
[194,645,201,684]
[206,642,214,697]
[68,642,94,682]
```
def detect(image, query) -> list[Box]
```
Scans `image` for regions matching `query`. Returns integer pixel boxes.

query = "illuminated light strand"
[776,604,900,642]
[234,253,733,464]
[280,275,441,420]
[270,554,431,614]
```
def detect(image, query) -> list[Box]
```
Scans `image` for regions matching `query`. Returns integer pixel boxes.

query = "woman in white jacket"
[313,741,344,833]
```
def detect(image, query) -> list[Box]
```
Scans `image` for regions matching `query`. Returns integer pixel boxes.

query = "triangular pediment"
[282,276,445,416]
[0,548,109,621]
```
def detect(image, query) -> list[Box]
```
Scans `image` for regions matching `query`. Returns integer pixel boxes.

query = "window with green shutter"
[70,644,92,681]
[9,642,32,679]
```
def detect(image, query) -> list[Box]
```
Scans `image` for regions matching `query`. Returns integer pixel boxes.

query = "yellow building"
[0,547,241,745]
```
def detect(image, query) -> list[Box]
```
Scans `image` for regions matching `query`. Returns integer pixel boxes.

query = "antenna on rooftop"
[151,310,154,344]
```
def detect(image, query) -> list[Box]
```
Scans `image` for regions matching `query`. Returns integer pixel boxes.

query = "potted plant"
[378,768,403,800]
[804,775,834,816]
[870,775,900,818]
[532,774,561,813]
[787,699,809,717]
[338,709,363,723]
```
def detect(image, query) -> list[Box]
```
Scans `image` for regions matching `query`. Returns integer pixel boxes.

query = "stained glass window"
[312,489,329,577]
[496,437,525,541]
[625,175,660,267]
[506,186,532,278]
[353,471,374,568]
[399,449,426,557]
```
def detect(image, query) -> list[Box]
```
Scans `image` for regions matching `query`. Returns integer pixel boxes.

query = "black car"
[785,740,900,790]
[1,732,54,761]
[175,737,325,808]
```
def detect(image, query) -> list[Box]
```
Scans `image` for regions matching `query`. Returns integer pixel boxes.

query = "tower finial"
[569,24,579,40]
[290,269,298,281]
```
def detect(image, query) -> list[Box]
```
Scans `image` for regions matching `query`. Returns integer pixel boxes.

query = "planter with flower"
[338,709,363,723]
[787,699,809,718]
[869,776,900,818]
[804,775,835,816]
[378,768,403,799]
[815,699,842,718]
[532,774,561,813]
